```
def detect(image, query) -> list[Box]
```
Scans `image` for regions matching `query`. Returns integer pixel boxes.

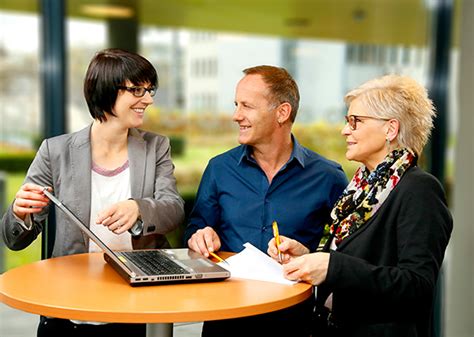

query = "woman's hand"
[13,183,51,220]
[267,235,310,263]
[282,252,330,285]
[96,200,140,234]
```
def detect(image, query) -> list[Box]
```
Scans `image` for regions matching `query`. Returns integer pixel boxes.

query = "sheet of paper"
[218,242,296,285]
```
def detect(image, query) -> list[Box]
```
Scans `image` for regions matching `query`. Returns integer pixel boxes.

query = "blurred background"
[0,1,472,336]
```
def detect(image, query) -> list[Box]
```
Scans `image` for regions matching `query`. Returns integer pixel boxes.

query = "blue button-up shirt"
[184,137,348,253]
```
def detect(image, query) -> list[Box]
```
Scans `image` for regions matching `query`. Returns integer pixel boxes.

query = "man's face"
[233,74,278,147]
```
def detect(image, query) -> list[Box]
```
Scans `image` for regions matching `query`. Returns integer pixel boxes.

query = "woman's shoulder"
[133,128,166,140]
[396,166,448,203]
[43,125,90,147]
[129,128,169,147]
[400,166,443,189]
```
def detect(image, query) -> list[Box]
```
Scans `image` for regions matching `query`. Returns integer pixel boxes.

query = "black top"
[318,166,453,337]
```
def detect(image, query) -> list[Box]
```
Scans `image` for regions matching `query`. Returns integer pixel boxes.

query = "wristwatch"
[129,218,144,236]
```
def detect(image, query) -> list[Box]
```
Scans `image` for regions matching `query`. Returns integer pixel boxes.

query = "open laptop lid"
[42,188,137,278]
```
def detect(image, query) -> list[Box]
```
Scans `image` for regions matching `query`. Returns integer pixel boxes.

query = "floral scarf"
[321,148,416,250]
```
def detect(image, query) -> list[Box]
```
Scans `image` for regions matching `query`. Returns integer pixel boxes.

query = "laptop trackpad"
[183,258,216,272]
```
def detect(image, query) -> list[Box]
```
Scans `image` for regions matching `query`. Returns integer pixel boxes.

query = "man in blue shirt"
[185,65,347,337]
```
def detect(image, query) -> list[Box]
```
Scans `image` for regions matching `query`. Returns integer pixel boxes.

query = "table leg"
[146,323,173,337]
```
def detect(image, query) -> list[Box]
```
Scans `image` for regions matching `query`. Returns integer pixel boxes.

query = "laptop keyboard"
[122,250,189,276]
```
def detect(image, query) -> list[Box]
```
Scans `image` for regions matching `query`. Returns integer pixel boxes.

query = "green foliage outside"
[2,173,42,270]
[0,153,35,173]
[293,123,359,177]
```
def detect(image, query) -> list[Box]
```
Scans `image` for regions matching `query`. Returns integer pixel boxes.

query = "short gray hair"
[243,65,299,122]
[344,74,435,156]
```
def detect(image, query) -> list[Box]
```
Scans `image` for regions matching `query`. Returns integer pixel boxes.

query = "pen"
[272,221,282,263]
[209,251,229,265]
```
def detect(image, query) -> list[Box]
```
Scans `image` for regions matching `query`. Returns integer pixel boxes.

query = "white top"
[88,161,133,253]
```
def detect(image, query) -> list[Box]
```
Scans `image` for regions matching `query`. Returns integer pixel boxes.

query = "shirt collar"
[237,134,306,168]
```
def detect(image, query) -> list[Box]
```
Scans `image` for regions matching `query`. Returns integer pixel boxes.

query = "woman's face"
[341,97,390,171]
[110,80,154,129]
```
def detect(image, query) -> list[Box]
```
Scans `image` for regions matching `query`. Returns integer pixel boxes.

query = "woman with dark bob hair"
[268,74,452,337]
[1,48,184,336]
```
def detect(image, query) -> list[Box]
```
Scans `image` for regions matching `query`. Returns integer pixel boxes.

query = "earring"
[277,119,282,125]
[385,137,391,150]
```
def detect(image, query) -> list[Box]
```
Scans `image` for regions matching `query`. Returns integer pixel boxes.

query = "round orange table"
[0,252,313,337]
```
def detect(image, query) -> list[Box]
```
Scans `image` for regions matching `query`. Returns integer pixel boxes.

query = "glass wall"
[0,11,42,270]
[137,28,437,197]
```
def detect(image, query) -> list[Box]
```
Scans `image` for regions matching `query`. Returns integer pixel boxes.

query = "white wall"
[217,35,281,113]
[296,40,346,123]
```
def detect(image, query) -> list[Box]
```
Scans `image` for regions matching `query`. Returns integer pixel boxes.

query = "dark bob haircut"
[83,48,158,122]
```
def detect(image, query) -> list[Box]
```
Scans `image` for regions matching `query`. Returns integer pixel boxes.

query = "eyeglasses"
[344,115,390,131]
[118,86,156,97]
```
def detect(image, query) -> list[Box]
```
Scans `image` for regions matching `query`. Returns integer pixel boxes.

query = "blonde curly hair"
[344,74,436,156]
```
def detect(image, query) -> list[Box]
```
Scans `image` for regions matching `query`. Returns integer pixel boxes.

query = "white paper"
[218,242,296,285]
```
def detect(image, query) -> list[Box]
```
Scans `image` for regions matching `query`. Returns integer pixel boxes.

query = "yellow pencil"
[209,251,229,265]
[272,221,283,263]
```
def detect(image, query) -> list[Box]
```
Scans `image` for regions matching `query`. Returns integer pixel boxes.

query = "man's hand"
[187,226,221,257]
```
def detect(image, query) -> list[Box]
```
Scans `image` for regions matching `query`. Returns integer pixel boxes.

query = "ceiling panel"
[1,0,460,46]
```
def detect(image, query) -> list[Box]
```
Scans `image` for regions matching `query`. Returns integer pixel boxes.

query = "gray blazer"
[1,125,185,257]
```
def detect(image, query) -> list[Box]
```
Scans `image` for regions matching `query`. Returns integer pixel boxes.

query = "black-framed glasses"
[118,86,156,97]
[344,115,390,130]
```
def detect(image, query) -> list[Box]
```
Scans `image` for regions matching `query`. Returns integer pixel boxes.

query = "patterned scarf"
[321,148,416,250]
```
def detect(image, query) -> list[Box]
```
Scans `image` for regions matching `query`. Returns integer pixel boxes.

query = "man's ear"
[276,102,292,125]
[386,119,400,141]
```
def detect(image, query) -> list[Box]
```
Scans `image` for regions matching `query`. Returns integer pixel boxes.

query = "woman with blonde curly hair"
[268,74,453,337]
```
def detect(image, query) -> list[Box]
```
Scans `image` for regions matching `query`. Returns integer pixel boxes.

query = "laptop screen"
[42,188,137,277]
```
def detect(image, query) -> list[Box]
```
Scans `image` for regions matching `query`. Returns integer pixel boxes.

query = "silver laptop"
[43,189,230,286]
